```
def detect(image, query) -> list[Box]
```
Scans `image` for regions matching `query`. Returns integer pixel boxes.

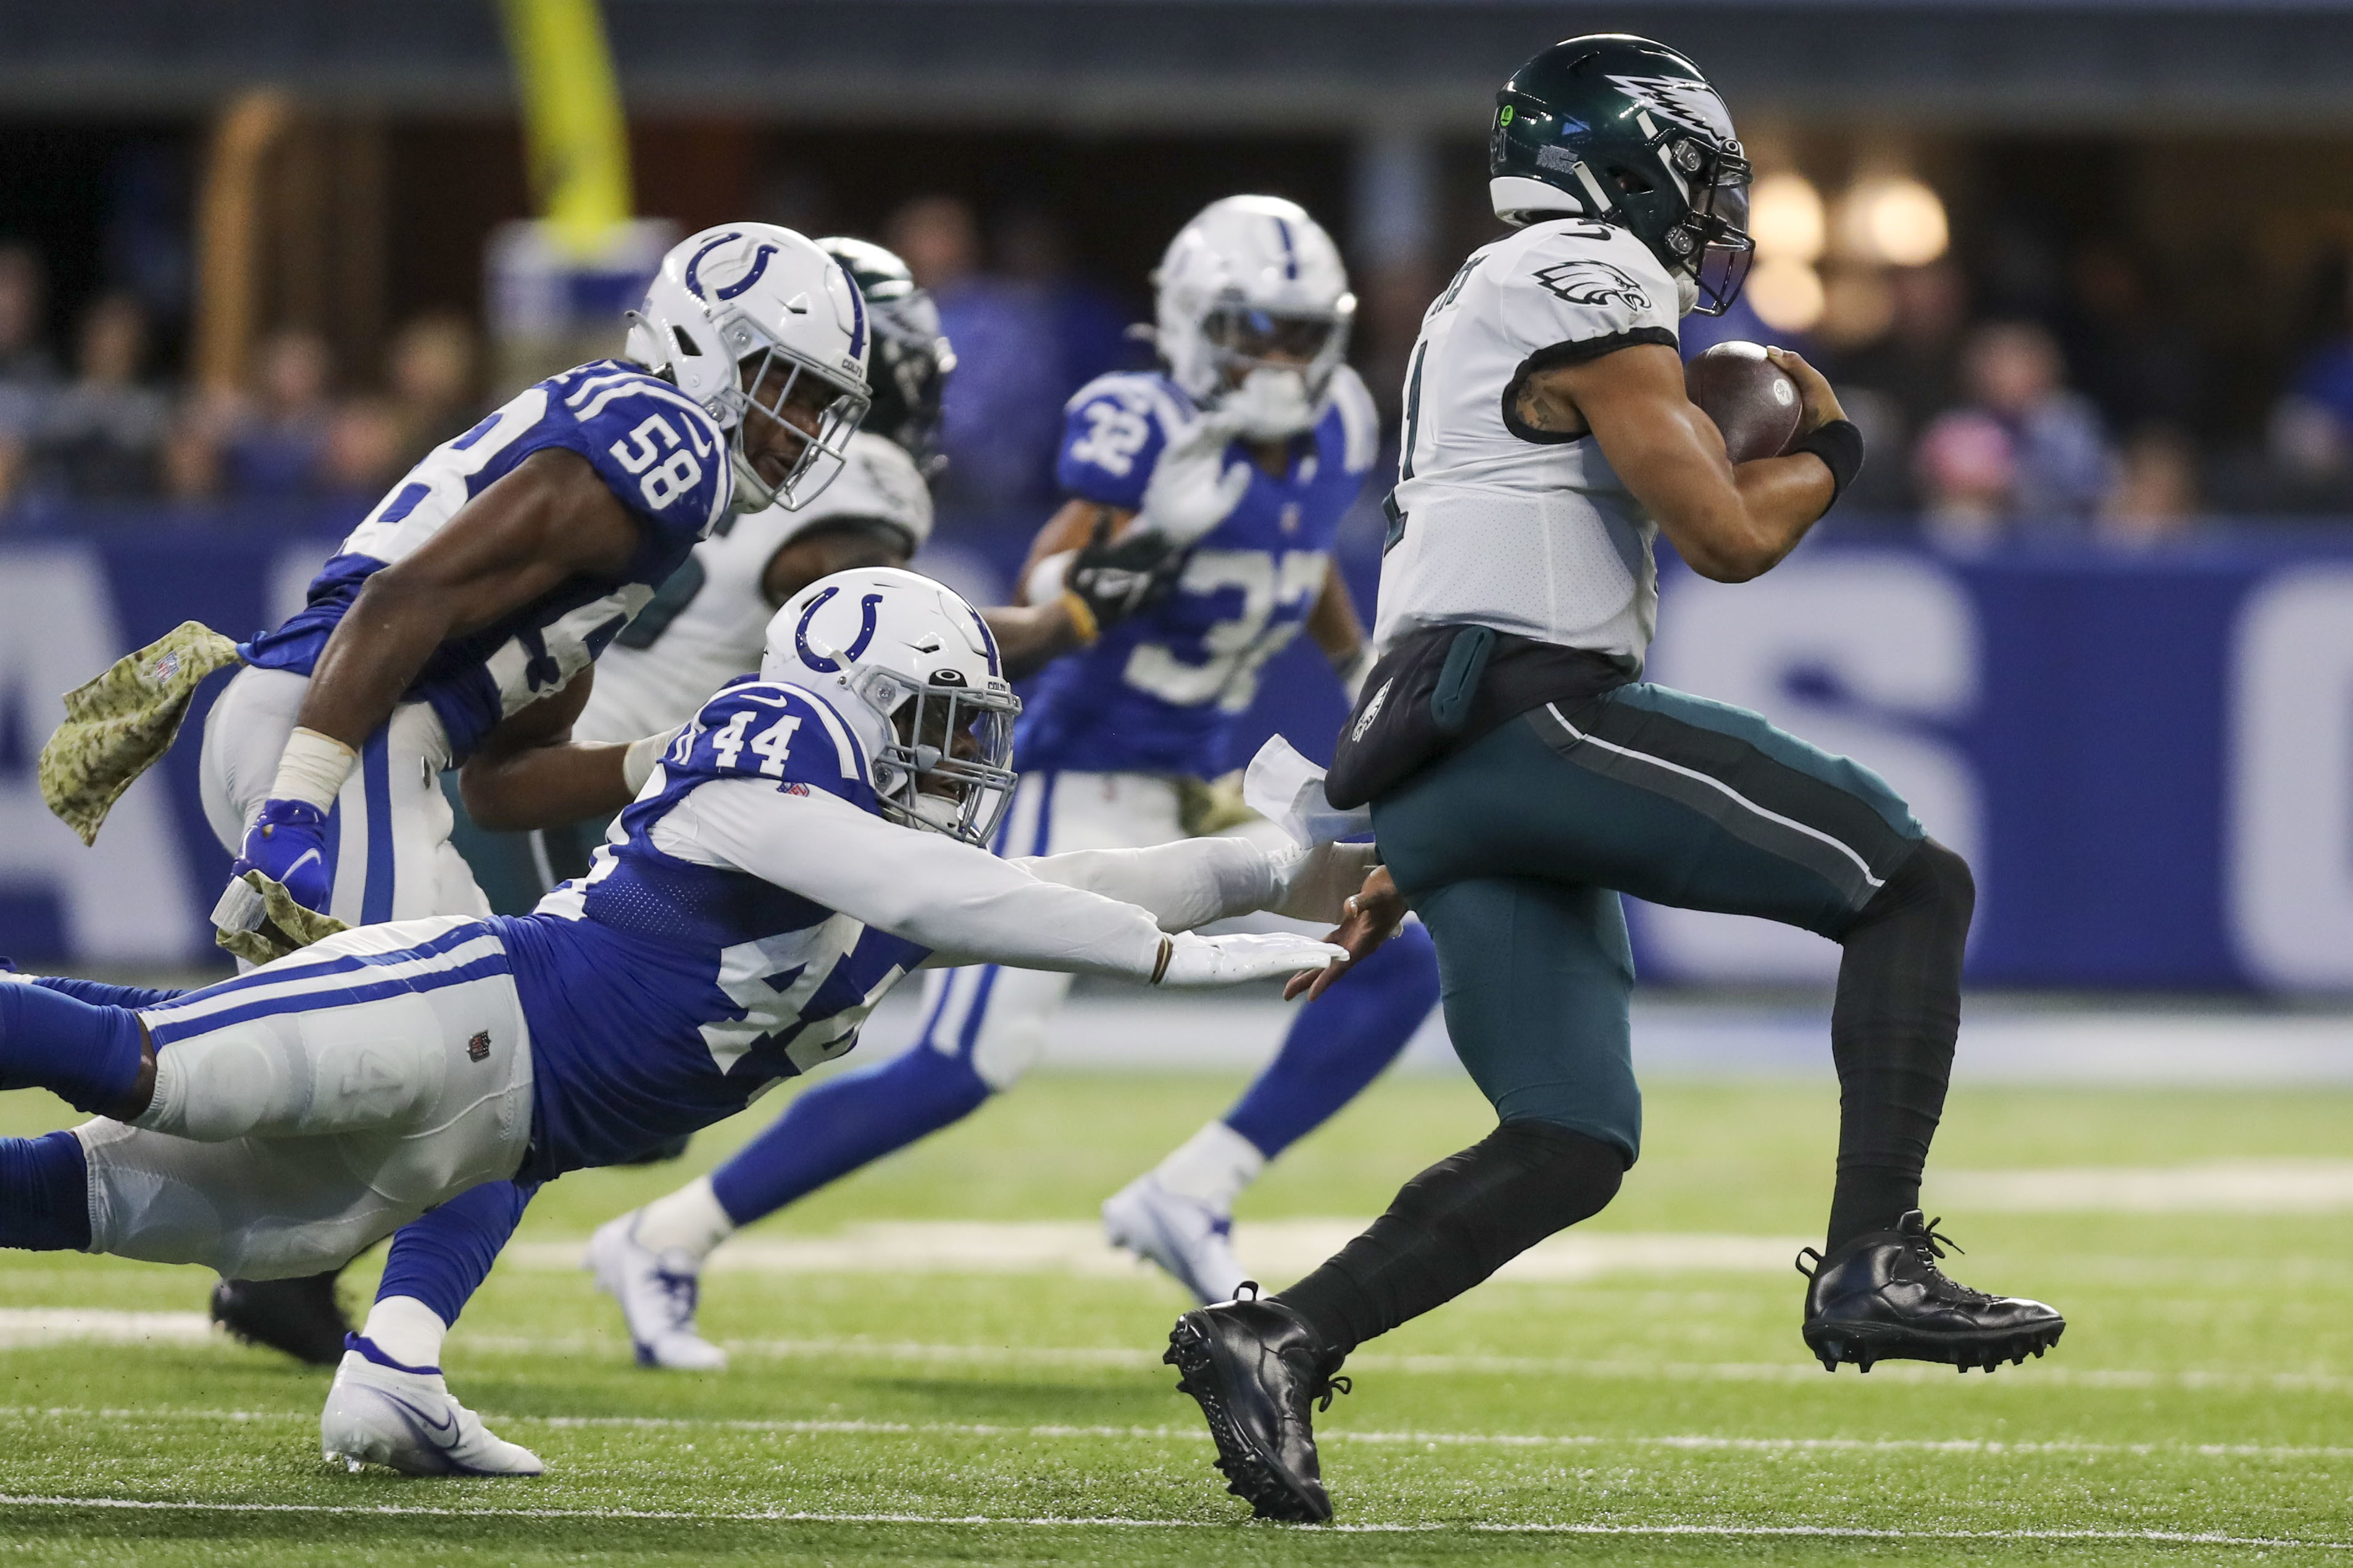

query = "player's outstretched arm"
[298,449,645,754]
[1521,342,1843,583]
[678,778,1341,985]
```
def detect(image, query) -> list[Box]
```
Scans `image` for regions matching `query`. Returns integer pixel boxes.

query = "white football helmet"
[1154,196,1356,440]
[761,566,1019,847]
[626,223,873,513]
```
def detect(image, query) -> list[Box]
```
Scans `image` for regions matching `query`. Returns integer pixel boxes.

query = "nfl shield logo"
[146,650,183,684]
[467,1031,491,1063]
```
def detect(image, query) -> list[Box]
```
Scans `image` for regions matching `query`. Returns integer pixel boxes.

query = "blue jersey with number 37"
[240,359,733,759]
[1016,367,1380,779]
[496,674,930,1176]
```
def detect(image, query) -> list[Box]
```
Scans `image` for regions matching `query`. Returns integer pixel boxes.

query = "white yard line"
[13,1314,2353,1397]
[0,1495,2341,1549]
[0,1309,216,1347]
[1941,1160,2353,1213]
[7,1403,2352,1463]
[504,1224,1812,1282]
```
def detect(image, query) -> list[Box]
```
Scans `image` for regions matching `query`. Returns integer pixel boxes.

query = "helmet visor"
[1677,143,1756,317]
[1204,306,1343,368]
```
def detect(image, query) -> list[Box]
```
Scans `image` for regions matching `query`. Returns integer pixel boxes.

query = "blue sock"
[0,1131,91,1251]
[375,1180,538,1327]
[0,981,146,1116]
[1223,921,1442,1159]
[710,1043,992,1227]
[33,976,189,1010]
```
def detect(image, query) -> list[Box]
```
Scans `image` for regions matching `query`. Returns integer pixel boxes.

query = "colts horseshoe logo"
[795,587,886,673]
[685,232,782,302]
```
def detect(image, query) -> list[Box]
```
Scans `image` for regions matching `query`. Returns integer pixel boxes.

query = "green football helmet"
[1489,35,1754,316]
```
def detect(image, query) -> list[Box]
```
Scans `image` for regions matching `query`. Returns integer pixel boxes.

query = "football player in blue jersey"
[174,224,873,1359]
[0,568,1360,1476]
[584,196,1446,1371]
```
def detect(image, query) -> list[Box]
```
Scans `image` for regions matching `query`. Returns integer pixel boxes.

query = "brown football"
[1685,341,1804,463]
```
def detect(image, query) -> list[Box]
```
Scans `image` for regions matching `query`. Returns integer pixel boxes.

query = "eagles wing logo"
[1531,261,1652,313]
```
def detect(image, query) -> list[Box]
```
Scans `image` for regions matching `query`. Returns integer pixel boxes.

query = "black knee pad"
[1852,836,1974,935]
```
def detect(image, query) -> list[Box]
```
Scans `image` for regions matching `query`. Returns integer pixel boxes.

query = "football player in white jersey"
[577,197,1446,1374]
[0,569,1360,1477]
[104,225,872,1362]
[1164,38,2064,1524]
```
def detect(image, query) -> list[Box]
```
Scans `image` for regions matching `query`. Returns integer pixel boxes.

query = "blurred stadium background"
[10,5,2353,1559]
[9,0,2353,1001]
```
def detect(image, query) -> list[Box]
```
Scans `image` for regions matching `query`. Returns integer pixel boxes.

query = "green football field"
[4,1061,2351,1565]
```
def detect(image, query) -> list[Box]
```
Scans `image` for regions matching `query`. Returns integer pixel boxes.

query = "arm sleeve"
[665,778,1170,979]
[1014,837,1276,934]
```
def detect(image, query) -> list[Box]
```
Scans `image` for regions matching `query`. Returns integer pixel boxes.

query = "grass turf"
[4,1065,2352,1564]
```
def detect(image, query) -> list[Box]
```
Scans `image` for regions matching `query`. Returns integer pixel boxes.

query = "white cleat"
[586,1211,728,1371]
[1103,1173,1249,1306]
[320,1338,544,1477]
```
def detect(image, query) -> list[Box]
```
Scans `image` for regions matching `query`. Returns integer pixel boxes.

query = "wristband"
[622,726,682,797]
[1789,418,1864,507]
[1059,589,1101,647]
[267,726,357,812]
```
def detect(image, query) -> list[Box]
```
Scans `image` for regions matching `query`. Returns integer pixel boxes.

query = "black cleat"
[1799,1211,2064,1374]
[1165,1285,1350,1523]
[209,1271,353,1367]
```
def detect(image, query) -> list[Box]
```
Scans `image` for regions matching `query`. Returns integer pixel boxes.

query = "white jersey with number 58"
[1376,219,1681,673]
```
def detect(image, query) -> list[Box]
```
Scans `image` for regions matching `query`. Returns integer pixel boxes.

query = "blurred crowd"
[0,242,481,517]
[14,196,2353,547]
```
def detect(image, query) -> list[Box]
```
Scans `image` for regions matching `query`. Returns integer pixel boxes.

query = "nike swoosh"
[285,848,325,879]
[377,1390,460,1446]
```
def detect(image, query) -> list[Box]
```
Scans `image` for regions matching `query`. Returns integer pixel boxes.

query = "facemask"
[1225,366,1318,440]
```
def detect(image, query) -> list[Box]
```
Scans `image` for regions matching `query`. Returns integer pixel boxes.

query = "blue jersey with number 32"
[240,359,733,759]
[1016,367,1380,779]
[496,674,930,1176]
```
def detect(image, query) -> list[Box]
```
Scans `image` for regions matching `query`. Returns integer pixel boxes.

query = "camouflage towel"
[1175,770,1260,839]
[215,870,350,967]
[39,621,244,846]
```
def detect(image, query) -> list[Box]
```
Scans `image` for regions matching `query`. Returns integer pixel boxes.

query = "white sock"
[631,1175,736,1265]
[1153,1121,1267,1213]
[359,1295,448,1372]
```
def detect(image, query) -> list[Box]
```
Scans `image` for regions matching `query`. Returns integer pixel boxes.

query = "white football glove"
[1152,930,1347,988]
[1264,840,1382,925]
[1135,407,1251,547]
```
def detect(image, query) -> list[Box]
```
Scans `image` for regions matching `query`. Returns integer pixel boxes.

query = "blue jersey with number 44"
[497,674,931,1176]
[241,359,733,760]
[1017,367,1380,778]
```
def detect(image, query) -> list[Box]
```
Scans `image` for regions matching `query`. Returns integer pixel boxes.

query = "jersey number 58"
[610,414,705,511]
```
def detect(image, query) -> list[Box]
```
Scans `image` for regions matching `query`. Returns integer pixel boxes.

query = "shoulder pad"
[1323,365,1381,475]
[667,681,871,802]
[769,431,934,552]
[557,363,734,537]
[1057,373,1185,505]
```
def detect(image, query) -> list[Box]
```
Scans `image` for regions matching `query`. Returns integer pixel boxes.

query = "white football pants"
[199,665,491,934]
[77,916,535,1280]
[912,771,1304,1091]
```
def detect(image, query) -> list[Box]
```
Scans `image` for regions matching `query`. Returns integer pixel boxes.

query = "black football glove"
[1067,511,1185,629]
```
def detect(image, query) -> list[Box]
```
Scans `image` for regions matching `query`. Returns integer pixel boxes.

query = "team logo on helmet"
[683,231,783,302]
[1532,260,1652,312]
[1604,72,1738,143]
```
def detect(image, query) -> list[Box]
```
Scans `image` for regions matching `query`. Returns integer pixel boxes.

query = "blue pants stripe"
[361,728,396,924]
